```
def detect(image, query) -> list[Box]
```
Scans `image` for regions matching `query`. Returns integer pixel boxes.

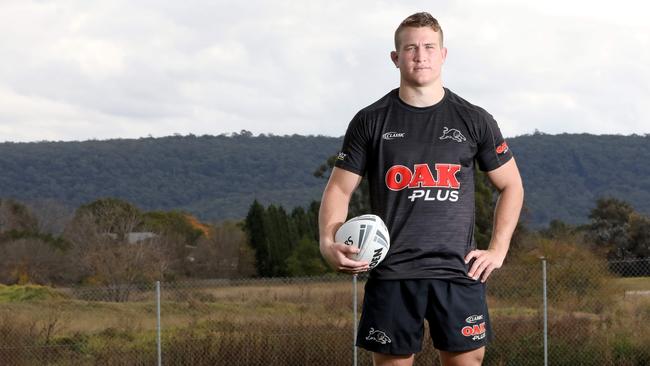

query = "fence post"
[156,281,162,366]
[542,258,548,366]
[353,274,358,366]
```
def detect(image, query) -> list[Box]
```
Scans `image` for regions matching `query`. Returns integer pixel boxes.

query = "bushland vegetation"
[0,198,255,293]
[2,164,650,289]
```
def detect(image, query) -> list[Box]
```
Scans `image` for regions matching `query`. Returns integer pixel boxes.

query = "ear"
[390,51,399,68]
[441,47,448,63]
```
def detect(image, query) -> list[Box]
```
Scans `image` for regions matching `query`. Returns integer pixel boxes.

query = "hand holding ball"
[335,214,390,270]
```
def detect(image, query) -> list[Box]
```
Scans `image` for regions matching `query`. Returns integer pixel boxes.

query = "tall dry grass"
[0,274,649,365]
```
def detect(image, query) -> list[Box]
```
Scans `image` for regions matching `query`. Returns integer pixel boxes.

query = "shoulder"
[356,89,397,118]
[444,88,494,123]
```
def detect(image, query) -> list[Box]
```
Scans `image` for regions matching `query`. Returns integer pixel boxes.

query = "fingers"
[480,264,496,283]
[467,256,484,280]
[470,258,491,282]
[339,243,361,255]
[464,250,479,264]
[466,250,500,283]
[329,242,368,273]
[337,255,369,273]
[338,257,368,268]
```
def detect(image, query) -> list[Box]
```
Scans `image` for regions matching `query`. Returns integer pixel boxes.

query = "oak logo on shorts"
[366,328,392,344]
[461,314,486,341]
[385,163,461,202]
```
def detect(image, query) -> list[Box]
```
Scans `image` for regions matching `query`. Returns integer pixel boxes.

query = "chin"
[407,78,435,87]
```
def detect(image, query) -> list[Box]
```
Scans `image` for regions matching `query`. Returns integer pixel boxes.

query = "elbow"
[498,178,524,200]
[512,180,525,203]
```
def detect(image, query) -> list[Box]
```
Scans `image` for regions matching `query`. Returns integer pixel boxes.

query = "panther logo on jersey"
[439,127,466,143]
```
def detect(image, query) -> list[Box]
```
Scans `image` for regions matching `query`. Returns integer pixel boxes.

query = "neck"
[398,82,445,107]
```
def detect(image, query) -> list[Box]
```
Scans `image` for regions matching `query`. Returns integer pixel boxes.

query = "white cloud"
[0,0,648,142]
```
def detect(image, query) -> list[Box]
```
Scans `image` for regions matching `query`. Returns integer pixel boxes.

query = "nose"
[414,46,426,62]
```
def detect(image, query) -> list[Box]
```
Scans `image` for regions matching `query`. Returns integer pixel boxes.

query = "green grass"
[0,284,66,302]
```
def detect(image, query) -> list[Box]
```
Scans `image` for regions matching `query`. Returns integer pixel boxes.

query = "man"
[318,12,524,366]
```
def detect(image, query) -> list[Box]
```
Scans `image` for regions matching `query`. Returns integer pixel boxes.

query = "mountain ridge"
[1,132,648,227]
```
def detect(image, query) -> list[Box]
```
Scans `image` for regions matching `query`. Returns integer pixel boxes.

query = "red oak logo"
[496,141,509,155]
[461,322,486,340]
[385,163,461,191]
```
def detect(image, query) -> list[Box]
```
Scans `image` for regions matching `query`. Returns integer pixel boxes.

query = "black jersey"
[334,88,513,281]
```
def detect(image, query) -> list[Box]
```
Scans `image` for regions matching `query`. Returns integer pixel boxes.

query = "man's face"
[391,27,447,87]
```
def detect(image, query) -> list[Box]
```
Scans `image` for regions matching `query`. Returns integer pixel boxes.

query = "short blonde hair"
[394,12,443,50]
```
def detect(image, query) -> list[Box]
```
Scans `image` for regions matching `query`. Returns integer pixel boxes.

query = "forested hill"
[0,133,337,223]
[511,133,650,226]
[1,132,649,227]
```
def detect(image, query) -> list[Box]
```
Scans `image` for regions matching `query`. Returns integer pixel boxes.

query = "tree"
[75,198,143,240]
[540,220,575,240]
[263,205,293,276]
[0,238,69,285]
[142,211,205,246]
[244,200,270,276]
[64,199,167,296]
[585,197,650,276]
[0,199,38,235]
[82,239,167,301]
[244,200,325,277]
[286,236,329,276]
[627,213,650,258]
[190,221,256,278]
[26,199,72,236]
[587,197,634,255]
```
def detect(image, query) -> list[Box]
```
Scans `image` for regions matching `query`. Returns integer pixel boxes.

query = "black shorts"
[356,278,492,354]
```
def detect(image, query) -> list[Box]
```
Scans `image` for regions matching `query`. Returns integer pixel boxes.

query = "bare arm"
[465,158,524,282]
[319,167,370,273]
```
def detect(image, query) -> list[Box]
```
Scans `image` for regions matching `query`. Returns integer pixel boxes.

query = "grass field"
[1,275,650,365]
[611,276,650,291]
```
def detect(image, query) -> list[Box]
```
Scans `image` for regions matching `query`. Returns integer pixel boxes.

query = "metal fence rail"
[0,258,649,365]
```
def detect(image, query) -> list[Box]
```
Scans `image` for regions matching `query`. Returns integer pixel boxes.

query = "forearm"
[489,182,524,256]
[318,184,351,248]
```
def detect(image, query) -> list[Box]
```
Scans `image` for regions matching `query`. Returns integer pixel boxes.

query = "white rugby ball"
[335,214,390,269]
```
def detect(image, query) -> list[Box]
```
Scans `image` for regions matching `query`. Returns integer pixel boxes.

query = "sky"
[1,0,649,142]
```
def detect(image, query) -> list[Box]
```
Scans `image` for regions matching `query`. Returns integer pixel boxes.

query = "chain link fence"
[1,258,649,365]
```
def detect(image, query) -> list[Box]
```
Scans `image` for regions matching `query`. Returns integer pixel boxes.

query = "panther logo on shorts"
[366,327,392,344]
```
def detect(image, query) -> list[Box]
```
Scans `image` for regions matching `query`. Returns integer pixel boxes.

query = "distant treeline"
[1,132,650,227]
[1,187,649,290]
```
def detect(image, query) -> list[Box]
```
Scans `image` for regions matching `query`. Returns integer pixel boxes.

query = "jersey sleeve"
[475,112,514,171]
[334,111,370,177]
